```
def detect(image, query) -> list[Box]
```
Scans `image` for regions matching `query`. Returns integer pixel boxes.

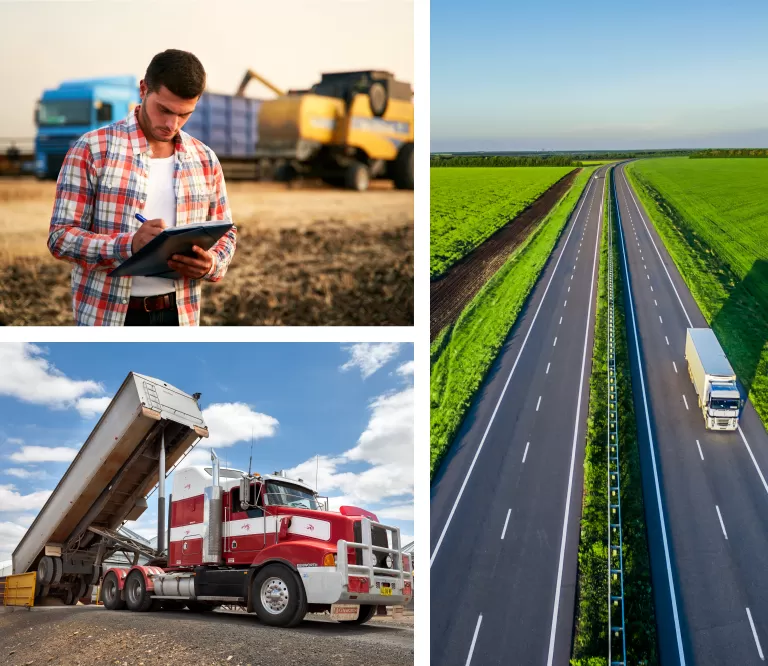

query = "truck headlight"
[385,554,393,569]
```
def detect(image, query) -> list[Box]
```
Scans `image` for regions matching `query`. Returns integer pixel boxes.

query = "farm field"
[430,166,596,474]
[430,166,575,278]
[626,157,768,425]
[0,179,413,326]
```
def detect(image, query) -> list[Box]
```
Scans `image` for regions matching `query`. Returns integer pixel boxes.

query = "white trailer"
[685,328,742,431]
[12,372,208,604]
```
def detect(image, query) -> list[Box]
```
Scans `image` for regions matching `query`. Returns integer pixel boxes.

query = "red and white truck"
[11,372,412,626]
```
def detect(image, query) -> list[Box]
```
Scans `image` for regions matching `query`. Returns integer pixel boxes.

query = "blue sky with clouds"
[0,342,414,564]
[432,0,768,151]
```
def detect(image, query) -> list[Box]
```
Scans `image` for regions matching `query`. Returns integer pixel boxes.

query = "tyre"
[63,586,78,605]
[368,82,388,117]
[100,571,126,610]
[274,163,297,183]
[338,604,377,625]
[344,162,370,192]
[37,556,55,585]
[124,570,154,612]
[251,564,307,628]
[393,143,414,190]
[186,601,218,613]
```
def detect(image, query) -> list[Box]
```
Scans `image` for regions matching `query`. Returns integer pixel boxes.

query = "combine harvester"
[9,372,412,625]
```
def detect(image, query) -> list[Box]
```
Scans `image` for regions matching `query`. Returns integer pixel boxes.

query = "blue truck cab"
[35,75,140,180]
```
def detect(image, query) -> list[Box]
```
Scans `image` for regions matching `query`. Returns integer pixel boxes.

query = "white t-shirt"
[131,155,178,297]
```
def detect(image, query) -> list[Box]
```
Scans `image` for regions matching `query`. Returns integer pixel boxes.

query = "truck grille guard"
[336,517,412,592]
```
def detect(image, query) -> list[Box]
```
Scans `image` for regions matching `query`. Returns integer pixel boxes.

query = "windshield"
[37,100,91,127]
[265,481,321,510]
[710,398,739,411]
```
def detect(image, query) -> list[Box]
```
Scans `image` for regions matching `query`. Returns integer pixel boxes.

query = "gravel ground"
[0,606,413,666]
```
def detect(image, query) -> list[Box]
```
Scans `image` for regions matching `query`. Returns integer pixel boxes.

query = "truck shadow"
[710,258,768,397]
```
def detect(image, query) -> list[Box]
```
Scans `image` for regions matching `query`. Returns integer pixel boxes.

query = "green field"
[626,158,768,427]
[430,166,575,278]
[430,166,597,475]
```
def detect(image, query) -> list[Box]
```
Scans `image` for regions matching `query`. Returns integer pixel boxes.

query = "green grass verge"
[571,167,658,665]
[430,166,576,278]
[430,166,597,476]
[625,159,768,428]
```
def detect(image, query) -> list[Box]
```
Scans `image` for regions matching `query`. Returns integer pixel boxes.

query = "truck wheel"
[339,604,377,625]
[345,162,370,192]
[186,601,218,613]
[63,586,78,605]
[124,570,154,612]
[100,571,125,610]
[368,82,389,117]
[251,564,307,627]
[274,163,297,183]
[393,143,414,190]
[37,556,55,585]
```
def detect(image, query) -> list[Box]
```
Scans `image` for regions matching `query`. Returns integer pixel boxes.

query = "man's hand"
[168,245,213,280]
[131,218,167,253]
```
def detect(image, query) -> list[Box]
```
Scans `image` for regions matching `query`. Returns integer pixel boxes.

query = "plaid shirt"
[48,105,237,325]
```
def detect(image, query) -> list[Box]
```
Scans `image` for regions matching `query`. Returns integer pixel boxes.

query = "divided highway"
[615,165,768,665]
[430,167,607,665]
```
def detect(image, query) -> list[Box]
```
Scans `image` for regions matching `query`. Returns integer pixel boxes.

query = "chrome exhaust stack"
[203,449,222,565]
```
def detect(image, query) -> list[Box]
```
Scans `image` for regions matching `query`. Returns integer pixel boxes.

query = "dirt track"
[429,170,578,340]
[0,179,413,326]
[0,605,414,666]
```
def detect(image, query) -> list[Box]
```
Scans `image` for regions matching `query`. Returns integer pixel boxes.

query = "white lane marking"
[622,170,693,328]
[647,274,650,280]
[650,285,654,292]
[696,439,704,460]
[673,362,678,373]
[738,425,768,497]
[747,608,765,660]
[546,362,551,374]
[546,173,604,666]
[522,442,530,463]
[659,315,663,324]
[466,615,483,666]
[559,316,563,325]
[715,505,728,539]
[564,300,567,307]
[615,168,686,665]
[644,264,647,270]
[571,274,574,280]
[654,299,658,306]
[683,395,689,410]
[501,509,512,539]
[537,396,542,411]
[428,177,599,566]
[553,337,558,347]
[568,286,571,292]
[666,336,670,346]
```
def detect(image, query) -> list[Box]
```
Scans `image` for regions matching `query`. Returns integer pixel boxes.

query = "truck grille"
[717,419,731,428]
[352,521,392,570]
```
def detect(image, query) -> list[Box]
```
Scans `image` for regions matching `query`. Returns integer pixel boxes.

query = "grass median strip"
[430,166,597,476]
[571,167,658,665]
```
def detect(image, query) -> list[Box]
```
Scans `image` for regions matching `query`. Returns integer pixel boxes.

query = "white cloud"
[6,438,24,446]
[0,343,104,409]
[175,446,216,470]
[0,521,28,562]
[9,446,79,463]
[374,504,414,521]
[0,485,52,513]
[340,343,401,379]
[286,386,413,507]
[76,396,112,418]
[202,403,279,448]
[396,361,415,377]
[5,468,48,479]
[12,514,37,528]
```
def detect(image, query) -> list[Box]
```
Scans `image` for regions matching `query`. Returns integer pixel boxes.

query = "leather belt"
[128,292,176,312]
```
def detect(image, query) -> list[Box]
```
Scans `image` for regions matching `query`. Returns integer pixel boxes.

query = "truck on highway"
[685,328,742,431]
[12,372,412,626]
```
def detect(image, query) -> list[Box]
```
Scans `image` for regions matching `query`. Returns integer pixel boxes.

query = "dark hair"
[144,49,206,99]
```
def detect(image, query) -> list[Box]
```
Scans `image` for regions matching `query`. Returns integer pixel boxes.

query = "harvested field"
[430,168,579,340]
[0,178,413,326]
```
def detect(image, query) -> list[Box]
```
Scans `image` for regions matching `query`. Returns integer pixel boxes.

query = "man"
[48,49,237,325]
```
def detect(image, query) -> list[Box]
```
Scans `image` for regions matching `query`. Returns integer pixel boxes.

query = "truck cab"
[705,383,741,430]
[35,75,140,180]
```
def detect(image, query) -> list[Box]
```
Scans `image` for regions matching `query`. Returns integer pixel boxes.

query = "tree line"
[431,155,581,167]
[690,148,768,158]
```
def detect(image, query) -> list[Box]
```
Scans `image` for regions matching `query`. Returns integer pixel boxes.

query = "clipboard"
[108,222,234,279]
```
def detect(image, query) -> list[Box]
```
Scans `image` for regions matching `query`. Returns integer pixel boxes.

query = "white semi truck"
[10,372,412,624]
[685,328,742,431]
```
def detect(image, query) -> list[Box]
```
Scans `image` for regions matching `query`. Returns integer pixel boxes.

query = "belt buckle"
[143,296,153,313]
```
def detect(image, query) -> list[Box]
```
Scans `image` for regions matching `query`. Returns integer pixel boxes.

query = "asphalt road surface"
[430,167,607,665]
[615,164,768,666]
[0,605,413,666]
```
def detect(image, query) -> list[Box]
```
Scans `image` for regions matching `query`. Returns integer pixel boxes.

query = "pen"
[135,213,147,223]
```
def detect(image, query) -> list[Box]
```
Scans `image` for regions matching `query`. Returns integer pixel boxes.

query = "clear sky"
[431,0,768,151]
[0,342,414,564]
[0,0,414,141]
